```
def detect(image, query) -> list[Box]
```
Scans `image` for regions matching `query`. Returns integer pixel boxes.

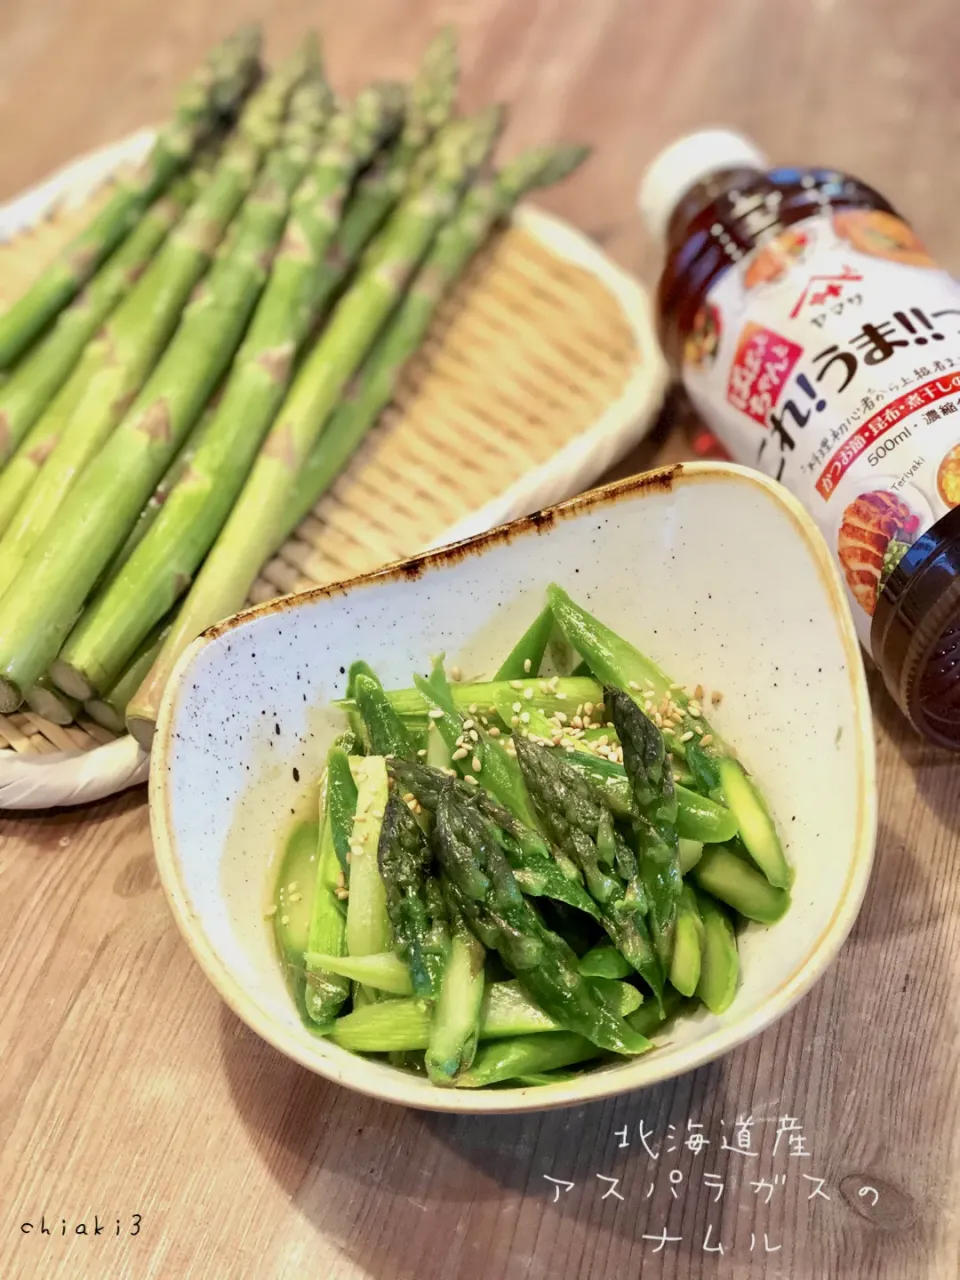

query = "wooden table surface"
[2,3,959,1278]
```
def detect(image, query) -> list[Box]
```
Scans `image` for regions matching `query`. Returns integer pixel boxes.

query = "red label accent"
[726,323,803,425]
[816,373,960,498]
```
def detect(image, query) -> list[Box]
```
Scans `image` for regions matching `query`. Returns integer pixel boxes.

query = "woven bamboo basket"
[0,131,668,808]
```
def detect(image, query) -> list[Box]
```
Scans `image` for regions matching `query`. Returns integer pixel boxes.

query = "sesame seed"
[524,687,534,700]
[520,712,531,724]
[488,706,497,715]
[523,658,532,673]
[700,734,714,746]
[488,726,501,737]
[552,734,564,745]
[654,712,663,727]
[464,775,478,785]
[289,892,302,903]
[280,914,290,925]
[451,666,463,681]
[427,707,444,719]
[472,755,482,772]
[584,702,594,715]
[264,905,277,918]
[511,715,520,726]
[555,711,568,723]
[402,792,415,803]
[469,703,478,714]
[462,718,475,730]
[680,730,695,743]
[628,680,640,690]
[417,748,427,757]
[346,852,352,864]
[688,706,701,719]
[452,747,469,760]
[695,684,704,700]
[711,691,724,706]
[597,735,609,747]
[468,729,479,741]
[565,745,576,753]
[571,716,583,729]
[512,701,522,713]
[335,888,349,900]
[510,680,524,690]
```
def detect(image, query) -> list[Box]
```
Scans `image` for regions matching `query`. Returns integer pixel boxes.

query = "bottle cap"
[638,129,768,241]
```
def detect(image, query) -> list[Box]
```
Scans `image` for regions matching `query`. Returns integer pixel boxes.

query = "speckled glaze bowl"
[150,462,877,1113]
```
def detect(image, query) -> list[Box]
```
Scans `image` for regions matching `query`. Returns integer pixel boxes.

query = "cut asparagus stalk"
[425,898,485,1085]
[280,144,588,536]
[303,799,351,1026]
[83,621,171,734]
[344,757,392,1004]
[454,1031,601,1088]
[0,48,314,612]
[0,26,262,371]
[126,110,501,747]
[23,674,81,727]
[0,53,319,712]
[329,977,643,1053]
[52,85,400,702]
[0,176,196,471]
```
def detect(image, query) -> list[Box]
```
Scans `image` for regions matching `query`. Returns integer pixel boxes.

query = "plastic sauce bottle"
[639,130,960,748]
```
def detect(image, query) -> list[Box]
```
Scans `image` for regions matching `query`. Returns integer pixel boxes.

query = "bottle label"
[681,208,960,650]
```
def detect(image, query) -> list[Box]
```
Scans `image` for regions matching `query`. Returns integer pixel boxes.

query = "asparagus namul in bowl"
[151,464,876,1111]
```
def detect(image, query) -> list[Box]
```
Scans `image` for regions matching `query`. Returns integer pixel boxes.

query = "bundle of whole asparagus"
[0,25,589,748]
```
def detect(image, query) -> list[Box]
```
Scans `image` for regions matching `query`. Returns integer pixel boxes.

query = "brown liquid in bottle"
[641,132,960,748]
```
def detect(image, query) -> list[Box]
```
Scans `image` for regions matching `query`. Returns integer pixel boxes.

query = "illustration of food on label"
[837,490,920,615]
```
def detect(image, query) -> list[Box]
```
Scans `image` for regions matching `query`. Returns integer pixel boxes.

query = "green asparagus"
[433,782,651,1055]
[0,26,262,371]
[0,177,197,475]
[377,792,447,997]
[51,78,374,702]
[126,109,502,746]
[280,143,589,533]
[0,52,316,709]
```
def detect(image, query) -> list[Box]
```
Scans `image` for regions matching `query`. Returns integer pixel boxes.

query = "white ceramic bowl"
[150,461,877,1113]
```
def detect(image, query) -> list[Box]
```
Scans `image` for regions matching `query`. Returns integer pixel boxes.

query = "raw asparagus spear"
[24,674,80,727]
[0,54,314,710]
[0,25,262,371]
[548,585,790,889]
[284,26,459,334]
[280,143,589,535]
[330,976,641,1053]
[49,75,341,701]
[378,792,448,997]
[513,736,664,1006]
[433,783,651,1055]
[83,621,171,734]
[426,892,484,1084]
[0,177,196,471]
[126,110,501,746]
